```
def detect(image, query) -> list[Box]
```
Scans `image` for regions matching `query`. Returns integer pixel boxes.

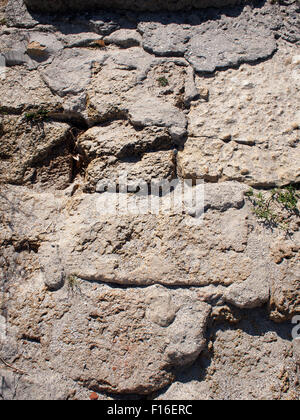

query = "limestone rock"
[77,121,177,192]
[157,309,299,400]
[1,0,300,401]
[270,239,299,265]
[5,0,38,28]
[0,184,257,288]
[104,29,142,48]
[128,96,187,142]
[85,50,192,130]
[85,47,154,123]
[26,32,63,62]
[178,137,299,188]
[140,23,191,57]
[0,67,59,111]
[186,28,276,73]
[0,368,94,400]
[293,339,300,365]
[41,48,108,98]
[85,150,176,193]
[277,1,300,44]
[0,0,7,24]
[58,198,253,287]
[39,243,65,290]
[270,257,300,322]
[89,13,120,36]
[59,32,104,48]
[5,279,211,394]
[184,66,199,106]
[0,116,71,187]
[224,264,271,309]
[77,122,173,159]
[0,29,31,66]
[27,41,47,57]
[188,46,300,146]
[145,287,177,327]
[204,181,247,211]
[181,45,300,187]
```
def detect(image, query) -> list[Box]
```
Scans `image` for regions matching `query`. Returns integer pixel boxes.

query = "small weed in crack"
[67,274,83,297]
[25,108,49,124]
[157,76,169,87]
[245,185,299,230]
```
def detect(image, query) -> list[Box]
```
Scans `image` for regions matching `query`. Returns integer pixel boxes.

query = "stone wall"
[1,0,299,401]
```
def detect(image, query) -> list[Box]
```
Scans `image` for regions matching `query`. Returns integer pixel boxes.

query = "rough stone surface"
[2,278,211,395]
[0,66,59,111]
[84,150,176,193]
[128,96,188,141]
[0,0,299,401]
[77,121,174,160]
[41,48,108,98]
[224,267,271,309]
[156,309,300,400]
[186,27,276,73]
[178,43,300,187]
[270,242,300,322]
[293,339,300,365]
[140,23,191,57]
[0,116,71,188]
[38,242,65,290]
[104,29,142,48]
[5,0,38,28]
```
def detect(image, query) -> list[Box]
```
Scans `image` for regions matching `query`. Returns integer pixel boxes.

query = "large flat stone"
[4,277,211,395]
[0,116,70,187]
[77,121,173,160]
[186,28,276,73]
[157,310,299,400]
[84,150,176,193]
[177,137,299,188]
[179,44,300,188]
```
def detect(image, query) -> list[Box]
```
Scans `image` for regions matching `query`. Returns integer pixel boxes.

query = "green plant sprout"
[25,108,49,123]
[245,185,299,230]
[67,274,83,298]
[67,274,79,290]
[0,106,8,115]
[157,76,169,87]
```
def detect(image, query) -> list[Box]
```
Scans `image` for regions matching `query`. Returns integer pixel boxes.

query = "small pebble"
[90,392,99,401]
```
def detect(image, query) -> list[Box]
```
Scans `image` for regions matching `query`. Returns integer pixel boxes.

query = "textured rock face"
[178,45,300,187]
[156,309,300,400]
[0,117,71,187]
[0,0,299,401]
[24,0,246,13]
[4,279,210,394]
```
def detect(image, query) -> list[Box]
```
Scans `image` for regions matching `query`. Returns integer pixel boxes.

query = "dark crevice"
[74,273,230,290]
[0,107,23,117]
[14,240,40,254]
[21,335,41,344]
[1,238,40,254]
[10,122,89,190]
